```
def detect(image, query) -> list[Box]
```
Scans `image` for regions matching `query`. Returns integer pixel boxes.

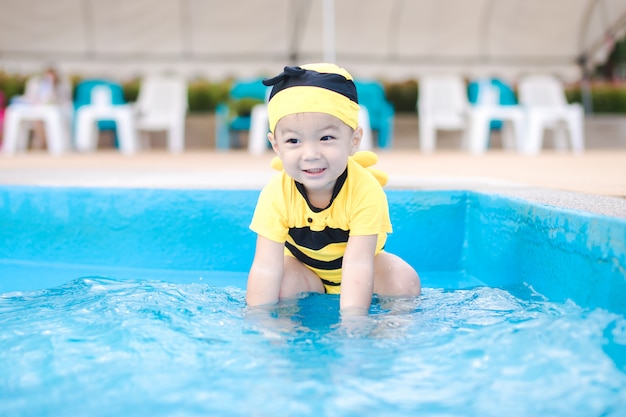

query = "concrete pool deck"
[1,114,625,218]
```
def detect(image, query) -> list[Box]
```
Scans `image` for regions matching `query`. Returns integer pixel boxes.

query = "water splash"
[1,277,625,417]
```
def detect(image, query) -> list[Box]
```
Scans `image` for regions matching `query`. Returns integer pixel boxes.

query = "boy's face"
[269,112,362,194]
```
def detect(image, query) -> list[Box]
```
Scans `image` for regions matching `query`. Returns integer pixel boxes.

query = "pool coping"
[2,172,624,220]
[388,177,626,220]
[1,150,625,219]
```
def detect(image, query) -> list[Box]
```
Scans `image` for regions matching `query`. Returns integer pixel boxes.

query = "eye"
[320,135,335,142]
[285,138,300,144]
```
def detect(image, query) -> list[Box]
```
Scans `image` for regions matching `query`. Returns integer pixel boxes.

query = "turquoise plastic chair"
[354,80,395,149]
[215,78,267,150]
[467,78,518,130]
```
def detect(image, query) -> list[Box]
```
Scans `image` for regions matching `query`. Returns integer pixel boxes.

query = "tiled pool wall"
[1,186,624,314]
[462,193,625,314]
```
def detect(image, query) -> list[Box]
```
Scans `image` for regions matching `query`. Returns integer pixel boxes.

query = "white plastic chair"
[134,74,188,153]
[248,104,270,155]
[518,74,584,154]
[357,106,373,151]
[417,75,470,153]
[2,75,73,155]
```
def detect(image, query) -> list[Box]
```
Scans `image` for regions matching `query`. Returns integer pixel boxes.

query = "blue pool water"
[1,277,625,416]
[1,186,625,416]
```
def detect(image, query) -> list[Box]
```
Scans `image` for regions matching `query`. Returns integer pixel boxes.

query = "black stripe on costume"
[285,241,343,271]
[320,278,340,287]
[289,226,349,251]
[263,66,358,104]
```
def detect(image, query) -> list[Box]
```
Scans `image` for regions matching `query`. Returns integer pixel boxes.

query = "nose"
[301,140,320,160]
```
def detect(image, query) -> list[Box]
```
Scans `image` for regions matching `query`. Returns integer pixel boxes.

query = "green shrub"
[591,85,626,113]
[228,97,264,117]
[121,79,140,103]
[384,80,418,113]
[566,84,626,113]
[0,71,27,101]
[187,79,230,113]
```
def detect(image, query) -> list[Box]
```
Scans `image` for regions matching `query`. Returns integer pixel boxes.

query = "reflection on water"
[1,276,625,417]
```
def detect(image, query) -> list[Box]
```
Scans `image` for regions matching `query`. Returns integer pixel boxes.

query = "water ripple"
[0,277,625,417]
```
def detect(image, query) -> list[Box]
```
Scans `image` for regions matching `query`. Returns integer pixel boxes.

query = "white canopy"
[0,0,625,82]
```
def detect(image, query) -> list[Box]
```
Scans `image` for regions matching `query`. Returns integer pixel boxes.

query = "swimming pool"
[1,186,625,416]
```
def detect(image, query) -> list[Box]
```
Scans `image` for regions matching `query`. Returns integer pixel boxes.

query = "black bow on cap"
[262,65,358,103]
[262,66,306,86]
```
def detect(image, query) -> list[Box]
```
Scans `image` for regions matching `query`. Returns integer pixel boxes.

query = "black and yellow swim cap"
[263,63,360,133]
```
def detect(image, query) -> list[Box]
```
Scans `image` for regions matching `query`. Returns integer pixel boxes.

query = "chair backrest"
[468,77,518,106]
[230,78,267,102]
[23,76,41,100]
[75,79,126,109]
[468,78,498,106]
[136,74,188,117]
[355,80,386,108]
[354,79,394,123]
[28,72,74,103]
[226,78,268,131]
[518,74,568,107]
[418,74,468,118]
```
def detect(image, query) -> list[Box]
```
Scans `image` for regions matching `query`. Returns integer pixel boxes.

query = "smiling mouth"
[304,168,326,174]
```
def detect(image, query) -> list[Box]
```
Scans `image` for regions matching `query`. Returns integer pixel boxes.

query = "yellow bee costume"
[250,153,391,293]
[249,63,392,294]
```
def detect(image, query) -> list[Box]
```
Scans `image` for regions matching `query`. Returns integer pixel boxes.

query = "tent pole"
[578,55,594,115]
[323,0,336,63]
[289,0,311,64]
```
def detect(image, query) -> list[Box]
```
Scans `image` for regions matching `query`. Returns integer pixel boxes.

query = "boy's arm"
[246,235,285,306]
[339,234,378,314]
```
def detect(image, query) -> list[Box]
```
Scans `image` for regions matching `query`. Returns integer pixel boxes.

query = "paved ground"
[1,115,625,218]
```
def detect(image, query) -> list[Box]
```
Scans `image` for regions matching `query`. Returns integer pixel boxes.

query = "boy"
[246,63,420,314]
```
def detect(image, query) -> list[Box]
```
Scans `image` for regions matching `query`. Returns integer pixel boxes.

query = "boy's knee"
[400,270,421,296]
[388,268,421,296]
[374,255,421,297]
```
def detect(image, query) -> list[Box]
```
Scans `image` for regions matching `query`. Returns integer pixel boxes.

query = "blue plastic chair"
[215,78,268,150]
[467,78,518,130]
[354,80,395,149]
[74,79,127,136]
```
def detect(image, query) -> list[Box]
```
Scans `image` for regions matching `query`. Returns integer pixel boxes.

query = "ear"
[268,132,280,153]
[349,126,363,155]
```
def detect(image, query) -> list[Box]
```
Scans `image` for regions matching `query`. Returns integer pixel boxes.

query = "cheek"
[277,150,299,170]
[328,151,349,172]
